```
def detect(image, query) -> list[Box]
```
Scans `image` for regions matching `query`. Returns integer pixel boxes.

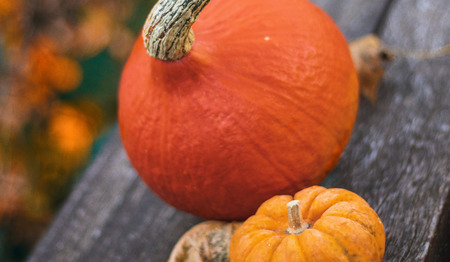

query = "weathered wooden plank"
[27,0,450,261]
[27,127,203,262]
[313,0,392,39]
[324,0,450,260]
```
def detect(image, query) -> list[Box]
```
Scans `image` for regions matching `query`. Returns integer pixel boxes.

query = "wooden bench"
[27,0,449,261]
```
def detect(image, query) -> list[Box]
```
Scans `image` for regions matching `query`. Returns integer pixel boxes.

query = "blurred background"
[0,0,156,261]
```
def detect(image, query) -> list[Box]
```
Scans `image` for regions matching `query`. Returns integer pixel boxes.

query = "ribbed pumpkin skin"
[230,186,385,261]
[118,0,358,220]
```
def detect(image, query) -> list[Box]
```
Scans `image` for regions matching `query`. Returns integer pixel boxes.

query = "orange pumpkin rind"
[119,0,359,220]
[230,186,385,262]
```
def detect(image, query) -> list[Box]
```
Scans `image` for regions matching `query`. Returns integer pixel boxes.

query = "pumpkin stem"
[286,200,309,235]
[142,0,211,61]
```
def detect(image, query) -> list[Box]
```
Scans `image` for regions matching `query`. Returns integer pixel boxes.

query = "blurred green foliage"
[0,0,157,261]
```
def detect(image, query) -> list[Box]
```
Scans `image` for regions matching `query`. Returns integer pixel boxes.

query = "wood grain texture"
[322,0,450,261]
[27,128,203,262]
[313,0,392,39]
[27,0,449,261]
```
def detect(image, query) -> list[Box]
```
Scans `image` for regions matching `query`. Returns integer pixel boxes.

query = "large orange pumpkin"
[118,0,359,220]
[230,186,385,261]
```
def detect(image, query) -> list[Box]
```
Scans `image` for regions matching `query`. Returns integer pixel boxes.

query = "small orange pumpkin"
[230,186,385,261]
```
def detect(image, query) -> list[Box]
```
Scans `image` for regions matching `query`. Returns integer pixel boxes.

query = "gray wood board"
[27,0,449,261]
[323,0,450,260]
[313,0,393,39]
